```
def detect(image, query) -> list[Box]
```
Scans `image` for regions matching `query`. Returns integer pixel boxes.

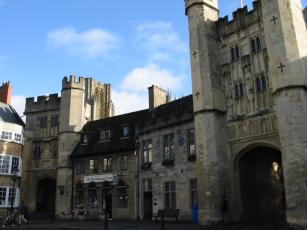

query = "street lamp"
[10,165,19,215]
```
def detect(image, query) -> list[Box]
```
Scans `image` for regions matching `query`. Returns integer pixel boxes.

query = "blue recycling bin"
[192,204,199,224]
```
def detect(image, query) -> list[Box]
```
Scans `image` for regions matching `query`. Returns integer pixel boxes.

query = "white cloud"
[11,95,26,119]
[113,64,184,115]
[47,27,121,59]
[112,91,147,115]
[120,64,183,93]
[136,21,188,63]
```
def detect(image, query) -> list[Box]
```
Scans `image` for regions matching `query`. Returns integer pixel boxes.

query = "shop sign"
[84,174,113,184]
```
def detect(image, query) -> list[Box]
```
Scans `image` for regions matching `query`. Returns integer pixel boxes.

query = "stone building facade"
[185,0,307,227]
[21,76,114,217]
[71,110,146,220]
[70,86,197,221]
[137,87,196,221]
[0,82,25,217]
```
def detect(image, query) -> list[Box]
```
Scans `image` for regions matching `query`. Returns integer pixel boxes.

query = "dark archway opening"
[36,178,56,213]
[239,146,286,223]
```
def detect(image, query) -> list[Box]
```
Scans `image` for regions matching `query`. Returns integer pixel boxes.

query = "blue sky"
[0,0,306,116]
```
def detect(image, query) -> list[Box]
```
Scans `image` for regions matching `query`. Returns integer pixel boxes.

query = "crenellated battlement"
[62,75,85,91]
[218,1,261,37]
[25,93,61,114]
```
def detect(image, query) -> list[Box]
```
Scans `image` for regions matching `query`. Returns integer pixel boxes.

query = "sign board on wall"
[83,174,113,184]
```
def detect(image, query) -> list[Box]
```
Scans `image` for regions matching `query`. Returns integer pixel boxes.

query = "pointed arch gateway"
[237,145,286,222]
[36,178,56,213]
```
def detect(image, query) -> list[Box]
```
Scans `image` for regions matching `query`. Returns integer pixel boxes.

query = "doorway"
[102,188,112,219]
[143,192,153,220]
[239,146,286,222]
[36,178,56,213]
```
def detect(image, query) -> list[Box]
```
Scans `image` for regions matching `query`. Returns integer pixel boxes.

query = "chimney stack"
[0,81,12,104]
[148,85,169,110]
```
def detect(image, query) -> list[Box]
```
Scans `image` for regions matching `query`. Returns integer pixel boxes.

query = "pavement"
[1,220,306,230]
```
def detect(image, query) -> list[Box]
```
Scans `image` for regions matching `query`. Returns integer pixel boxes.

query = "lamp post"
[10,165,19,215]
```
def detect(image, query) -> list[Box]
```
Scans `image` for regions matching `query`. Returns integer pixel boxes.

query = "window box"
[162,159,174,166]
[141,162,152,170]
[188,154,196,162]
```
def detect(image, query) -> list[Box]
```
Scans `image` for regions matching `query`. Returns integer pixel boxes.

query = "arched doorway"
[36,178,56,213]
[239,146,286,223]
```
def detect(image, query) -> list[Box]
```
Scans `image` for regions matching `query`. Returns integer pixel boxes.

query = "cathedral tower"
[185,0,230,224]
[262,0,307,225]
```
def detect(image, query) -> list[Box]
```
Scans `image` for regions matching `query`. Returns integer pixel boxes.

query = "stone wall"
[72,151,136,220]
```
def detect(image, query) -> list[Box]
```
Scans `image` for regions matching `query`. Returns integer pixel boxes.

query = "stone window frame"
[256,73,267,93]
[75,160,85,175]
[230,45,240,62]
[50,139,58,158]
[50,114,59,128]
[117,155,128,172]
[121,124,130,138]
[38,116,48,129]
[142,139,152,165]
[187,128,196,158]
[143,178,152,192]
[162,133,175,162]
[99,129,111,142]
[33,141,42,159]
[81,132,90,145]
[250,35,262,54]
[116,186,128,208]
[164,181,176,209]
[89,159,99,174]
[103,157,113,173]
[190,178,198,208]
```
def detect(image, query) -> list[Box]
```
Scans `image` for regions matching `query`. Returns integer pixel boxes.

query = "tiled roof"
[0,102,25,126]
[72,95,193,158]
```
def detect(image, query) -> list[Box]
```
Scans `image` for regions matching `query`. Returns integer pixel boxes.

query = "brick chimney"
[0,81,12,104]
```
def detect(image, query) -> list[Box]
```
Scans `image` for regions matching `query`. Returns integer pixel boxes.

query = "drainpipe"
[135,136,140,220]
[70,159,75,210]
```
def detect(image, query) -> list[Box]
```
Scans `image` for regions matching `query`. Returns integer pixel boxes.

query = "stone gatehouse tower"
[22,76,114,217]
[185,0,307,227]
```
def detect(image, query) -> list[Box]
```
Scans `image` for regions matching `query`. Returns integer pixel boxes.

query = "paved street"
[1,220,305,230]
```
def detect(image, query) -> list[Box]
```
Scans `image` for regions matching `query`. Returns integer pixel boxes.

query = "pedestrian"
[18,201,28,225]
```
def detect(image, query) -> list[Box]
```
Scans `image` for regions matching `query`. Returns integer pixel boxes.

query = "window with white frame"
[0,155,10,174]
[11,157,20,174]
[1,131,12,141]
[0,187,19,207]
[14,133,22,143]
[0,155,22,176]
[0,188,6,206]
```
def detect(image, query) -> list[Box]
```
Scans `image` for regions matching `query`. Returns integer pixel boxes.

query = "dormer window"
[100,129,111,141]
[122,125,130,138]
[82,133,89,144]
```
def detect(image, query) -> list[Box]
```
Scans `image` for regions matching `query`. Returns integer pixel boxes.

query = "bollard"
[104,209,108,230]
[161,210,165,230]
